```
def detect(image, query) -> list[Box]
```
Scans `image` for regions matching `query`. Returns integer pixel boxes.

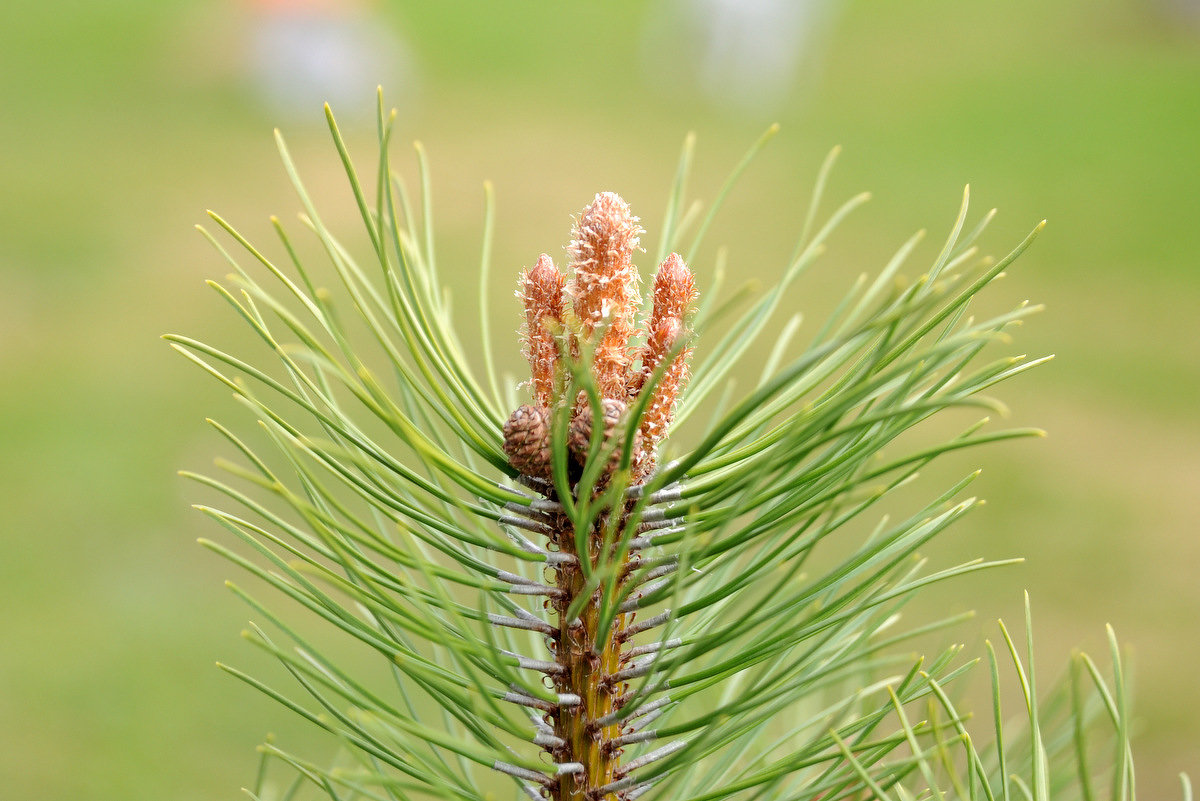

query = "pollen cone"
[633,252,697,479]
[519,253,566,407]
[567,192,643,400]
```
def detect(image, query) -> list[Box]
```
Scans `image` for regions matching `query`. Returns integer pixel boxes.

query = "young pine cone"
[568,397,641,477]
[502,404,552,480]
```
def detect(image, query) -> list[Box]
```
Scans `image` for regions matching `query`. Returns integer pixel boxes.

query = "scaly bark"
[547,504,631,801]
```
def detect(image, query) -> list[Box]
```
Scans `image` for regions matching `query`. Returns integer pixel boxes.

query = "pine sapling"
[170,96,1189,801]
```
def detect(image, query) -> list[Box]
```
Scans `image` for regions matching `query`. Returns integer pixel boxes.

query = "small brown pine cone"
[568,397,640,476]
[503,405,552,479]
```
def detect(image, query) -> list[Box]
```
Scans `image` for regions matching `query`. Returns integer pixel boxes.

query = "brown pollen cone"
[649,252,696,324]
[633,253,697,479]
[567,192,643,400]
[520,254,566,408]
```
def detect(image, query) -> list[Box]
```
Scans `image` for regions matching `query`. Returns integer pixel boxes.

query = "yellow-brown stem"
[547,509,632,801]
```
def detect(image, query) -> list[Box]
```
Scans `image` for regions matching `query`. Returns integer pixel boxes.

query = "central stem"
[549,507,631,801]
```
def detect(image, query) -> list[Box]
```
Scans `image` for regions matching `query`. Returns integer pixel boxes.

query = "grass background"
[0,0,1196,798]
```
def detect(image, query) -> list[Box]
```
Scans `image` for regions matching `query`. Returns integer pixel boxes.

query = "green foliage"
[169,93,1182,801]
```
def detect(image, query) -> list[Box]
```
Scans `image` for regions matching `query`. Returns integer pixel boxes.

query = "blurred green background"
[1,0,1197,798]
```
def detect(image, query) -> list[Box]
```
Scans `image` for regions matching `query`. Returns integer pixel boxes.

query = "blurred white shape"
[1156,0,1200,27]
[245,0,416,120]
[642,0,836,112]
